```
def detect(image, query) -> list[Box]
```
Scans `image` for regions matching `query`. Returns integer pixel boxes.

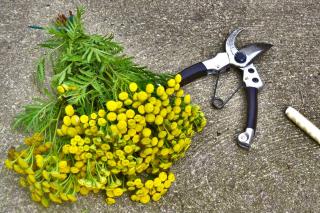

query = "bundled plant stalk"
[5,7,207,207]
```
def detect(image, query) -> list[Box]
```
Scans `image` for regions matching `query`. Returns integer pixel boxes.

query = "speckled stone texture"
[1,0,319,212]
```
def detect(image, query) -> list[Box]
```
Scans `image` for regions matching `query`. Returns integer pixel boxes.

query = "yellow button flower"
[70,167,80,173]
[65,105,75,116]
[98,118,107,126]
[71,115,80,126]
[173,144,181,152]
[184,94,191,104]
[156,86,165,96]
[145,114,155,123]
[175,74,182,83]
[166,88,175,95]
[117,113,127,121]
[145,84,154,93]
[173,106,181,114]
[98,109,106,117]
[174,98,182,106]
[132,135,140,143]
[106,100,118,111]
[106,197,116,205]
[140,195,150,204]
[176,89,184,97]
[113,188,124,197]
[145,180,154,189]
[106,112,117,121]
[132,101,141,108]
[80,115,89,123]
[160,148,170,156]
[138,105,145,114]
[63,116,71,126]
[117,92,127,101]
[128,128,137,137]
[145,103,154,113]
[117,120,127,130]
[168,172,175,182]
[126,109,135,118]
[91,113,97,120]
[57,85,65,94]
[159,172,168,181]
[167,79,176,87]
[152,193,162,201]
[138,91,148,102]
[160,109,167,117]
[174,83,180,91]
[124,99,133,106]
[124,145,134,154]
[155,115,163,125]
[129,82,138,92]
[67,127,77,137]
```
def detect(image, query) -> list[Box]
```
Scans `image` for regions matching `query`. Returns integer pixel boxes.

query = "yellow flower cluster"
[128,171,175,203]
[56,84,77,94]
[5,74,206,207]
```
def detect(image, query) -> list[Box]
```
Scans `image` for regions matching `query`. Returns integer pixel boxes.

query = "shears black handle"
[179,62,208,86]
[246,87,258,130]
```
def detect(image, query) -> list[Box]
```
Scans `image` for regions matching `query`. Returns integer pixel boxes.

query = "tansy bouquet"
[5,7,206,207]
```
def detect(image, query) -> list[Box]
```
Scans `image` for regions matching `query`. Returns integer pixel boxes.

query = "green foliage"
[13,7,172,136]
[13,95,61,135]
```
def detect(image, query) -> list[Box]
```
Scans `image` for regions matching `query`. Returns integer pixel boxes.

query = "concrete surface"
[1,0,320,212]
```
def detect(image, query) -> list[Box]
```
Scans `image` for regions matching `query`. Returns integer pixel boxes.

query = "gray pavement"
[0,0,319,212]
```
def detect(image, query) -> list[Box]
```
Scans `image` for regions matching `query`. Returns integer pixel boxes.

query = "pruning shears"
[178,28,272,149]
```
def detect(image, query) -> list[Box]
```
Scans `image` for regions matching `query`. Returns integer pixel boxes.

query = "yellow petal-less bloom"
[159,172,167,181]
[107,112,117,121]
[119,92,129,101]
[80,115,89,123]
[65,105,75,116]
[142,128,152,137]
[124,99,133,106]
[168,172,175,182]
[63,116,72,126]
[166,88,175,95]
[155,115,163,125]
[152,193,162,201]
[126,109,135,118]
[176,89,184,97]
[117,120,127,130]
[145,84,154,93]
[57,85,65,94]
[71,115,80,126]
[106,100,118,111]
[70,167,80,173]
[144,103,154,113]
[117,113,127,121]
[145,180,154,189]
[98,109,106,117]
[124,145,133,154]
[106,197,116,205]
[67,127,77,137]
[167,79,176,87]
[113,188,124,197]
[140,195,150,204]
[98,118,107,126]
[138,105,145,114]
[156,86,165,96]
[184,94,191,104]
[138,91,148,102]
[129,82,138,92]
[90,113,97,120]
[175,74,182,83]
[145,114,155,123]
